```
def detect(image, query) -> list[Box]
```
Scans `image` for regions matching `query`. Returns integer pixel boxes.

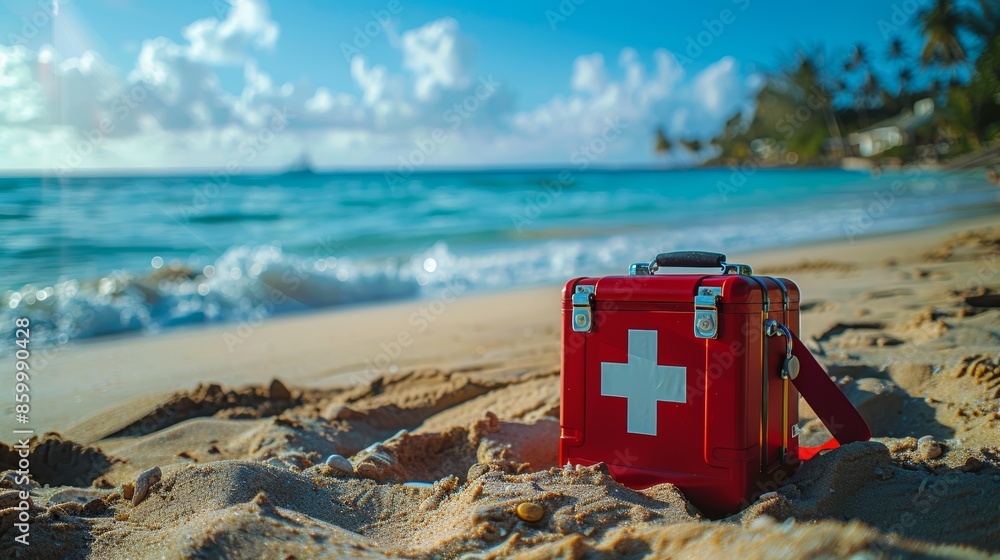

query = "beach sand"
[2,216,999,558]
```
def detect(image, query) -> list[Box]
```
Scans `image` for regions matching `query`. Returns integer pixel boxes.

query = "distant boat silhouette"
[283,153,315,175]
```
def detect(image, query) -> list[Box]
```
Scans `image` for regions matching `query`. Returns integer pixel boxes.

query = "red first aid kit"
[559,251,871,517]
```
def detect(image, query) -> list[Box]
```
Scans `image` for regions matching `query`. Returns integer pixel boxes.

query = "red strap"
[798,438,839,460]
[789,331,871,458]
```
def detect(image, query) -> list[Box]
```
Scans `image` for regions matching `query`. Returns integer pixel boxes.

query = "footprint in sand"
[860,288,915,300]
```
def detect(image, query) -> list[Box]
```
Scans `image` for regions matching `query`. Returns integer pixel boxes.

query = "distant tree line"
[655,0,1000,166]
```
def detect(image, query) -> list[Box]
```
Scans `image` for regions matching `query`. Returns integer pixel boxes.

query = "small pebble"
[0,490,28,510]
[132,466,162,506]
[122,482,135,500]
[268,379,291,401]
[516,501,544,522]
[961,457,983,472]
[917,436,942,460]
[324,454,354,475]
[0,471,37,491]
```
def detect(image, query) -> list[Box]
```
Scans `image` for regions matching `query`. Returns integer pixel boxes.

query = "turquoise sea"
[2,168,996,346]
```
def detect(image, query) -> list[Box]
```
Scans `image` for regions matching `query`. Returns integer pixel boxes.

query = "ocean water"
[1,168,996,347]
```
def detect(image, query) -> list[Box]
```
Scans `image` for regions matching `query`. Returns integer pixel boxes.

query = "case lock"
[694,286,721,339]
[572,285,595,333]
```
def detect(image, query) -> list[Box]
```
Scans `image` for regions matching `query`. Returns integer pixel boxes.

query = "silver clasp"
[694,286,721,339]
[571,285,595,333]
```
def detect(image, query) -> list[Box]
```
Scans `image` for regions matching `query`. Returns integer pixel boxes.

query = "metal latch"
[694,286,721,339]
[572,285,595,333]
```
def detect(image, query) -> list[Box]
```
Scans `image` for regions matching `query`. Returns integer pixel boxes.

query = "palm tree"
[850,43,869,70]
[808,50,846,140]
[852,70,881,127]
[654,128,671,154]
[842,43,875,125]
[918,0,968,70]
[961,0,1000,43]
[886,37,909,62]
[885,37,912,111]
[898,68,914,96]
[680,139,703,153]
[780,48,846,158]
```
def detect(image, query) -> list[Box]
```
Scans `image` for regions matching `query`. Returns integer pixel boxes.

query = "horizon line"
[0,162,853,180]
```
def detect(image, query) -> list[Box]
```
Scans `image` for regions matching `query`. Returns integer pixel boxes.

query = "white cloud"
[183,0,279,64]
[0,45,47,124]
[127,36,235,130]
[512,48,759,164]
[571,53,607,94]
[0,3,760,172]
[400,17,474,102]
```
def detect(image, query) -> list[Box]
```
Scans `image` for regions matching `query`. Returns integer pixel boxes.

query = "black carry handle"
[654,251,727,269]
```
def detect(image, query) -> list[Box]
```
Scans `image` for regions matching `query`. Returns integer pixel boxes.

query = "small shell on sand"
[0,471,37,491]
[515,502,544,522]
[324,454,354,475]
[132,466,162,506]
[353,443,404,483]
[917,436,942,460]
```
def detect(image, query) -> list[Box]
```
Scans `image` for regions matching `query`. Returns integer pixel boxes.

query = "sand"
[2,216,999,558]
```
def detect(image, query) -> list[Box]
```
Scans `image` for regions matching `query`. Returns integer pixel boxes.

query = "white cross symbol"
[601,329,687,436]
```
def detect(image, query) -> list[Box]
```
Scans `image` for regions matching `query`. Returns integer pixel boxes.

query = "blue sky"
[0,0,931,172]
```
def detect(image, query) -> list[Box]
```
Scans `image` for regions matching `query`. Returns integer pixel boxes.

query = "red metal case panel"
[559,273,801,517]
